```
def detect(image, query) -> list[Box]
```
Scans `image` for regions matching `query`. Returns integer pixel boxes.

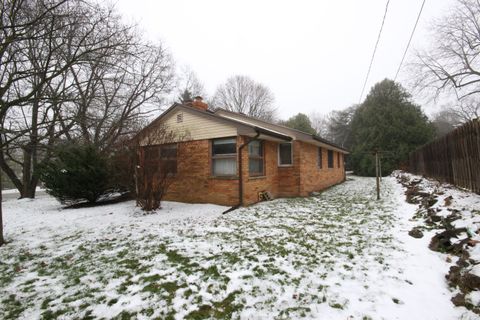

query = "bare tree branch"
[411,0,480,102]
[211,75,276,121]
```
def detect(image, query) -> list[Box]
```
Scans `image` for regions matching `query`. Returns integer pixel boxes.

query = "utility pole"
[375,150,380,200]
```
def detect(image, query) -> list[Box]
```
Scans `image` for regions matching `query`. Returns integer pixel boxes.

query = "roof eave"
[253,126,292,141]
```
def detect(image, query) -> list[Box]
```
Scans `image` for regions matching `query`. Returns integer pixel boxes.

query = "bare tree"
[452,97,480,121]
[0,0,72,245]
[174,66,206,103]
[431,106,462,138]
[0,0,175,202]
[67,42,174,151]
[211,75,276,121]
[431,98,479,138]
[412,0,480,100]
[326,105,358,148]
[309,111,330,137]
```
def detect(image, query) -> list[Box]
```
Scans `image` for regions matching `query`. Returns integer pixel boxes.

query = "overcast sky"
[115,0,453,119]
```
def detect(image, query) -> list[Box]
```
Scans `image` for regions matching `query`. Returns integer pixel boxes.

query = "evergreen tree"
[178,89,193,103]
[38,144,110,204]
[282,113,317,135]
[350,79,434,176]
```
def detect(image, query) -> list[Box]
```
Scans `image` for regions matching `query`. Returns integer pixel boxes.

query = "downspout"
[222,131,261,214]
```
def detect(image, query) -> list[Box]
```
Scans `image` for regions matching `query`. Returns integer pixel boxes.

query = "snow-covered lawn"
[0,176,478,319]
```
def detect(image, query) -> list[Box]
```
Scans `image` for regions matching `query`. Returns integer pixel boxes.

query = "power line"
[359,0,391,103]
[394,0,426,81]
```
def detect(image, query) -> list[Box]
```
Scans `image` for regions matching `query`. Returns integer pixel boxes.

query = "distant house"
[135,97,348,206]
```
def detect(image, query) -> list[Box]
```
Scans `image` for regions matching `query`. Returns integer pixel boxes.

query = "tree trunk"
[22,146,33,198]
[19,147,39,199]
[0,149,23,193]
[20,90,40,199]
[20,146,38,198]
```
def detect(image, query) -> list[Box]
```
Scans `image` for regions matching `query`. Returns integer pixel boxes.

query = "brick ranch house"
[134,97,348,206]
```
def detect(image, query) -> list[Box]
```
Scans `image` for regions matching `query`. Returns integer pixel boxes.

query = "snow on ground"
[2,187,44,195]
[395,171,480,315]
[0,176,478,319]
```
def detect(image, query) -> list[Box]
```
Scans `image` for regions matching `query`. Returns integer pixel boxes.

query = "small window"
[176,113,183,123]
[249,140,264,176]
[337,152,341,168]
[278,143,292,166]
[161,144,177,174]
[328,150,334,168]
[212,138,237,176]
[317,147,323,169]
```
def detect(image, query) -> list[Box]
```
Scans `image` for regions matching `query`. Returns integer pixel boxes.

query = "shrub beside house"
[134,97,348,206]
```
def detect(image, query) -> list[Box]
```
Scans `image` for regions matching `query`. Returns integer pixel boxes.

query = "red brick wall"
[242,139,280,205]
[163,139,239,206]
[298,142,346,195]
[160,137,346,206]
[276,141,301,198]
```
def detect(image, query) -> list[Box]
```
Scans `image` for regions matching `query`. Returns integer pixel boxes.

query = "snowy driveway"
[0,176,476,319]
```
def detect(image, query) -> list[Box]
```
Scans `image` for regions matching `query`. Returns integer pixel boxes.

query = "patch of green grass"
[40,307,71,320]
[113,310,138,320]
[277,306,311,319]
[185,291,243,320]
[119,258,141,270]
[329,302,344,309]
[117,277,134,294]
[166,250,190,265]
[204,265,221,279]
[1,294,27,320]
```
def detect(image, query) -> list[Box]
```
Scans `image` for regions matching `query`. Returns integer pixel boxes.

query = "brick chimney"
[191,96,208,111]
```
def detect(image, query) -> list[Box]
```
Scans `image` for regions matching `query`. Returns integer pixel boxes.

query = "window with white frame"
[212,138,237,176]
[278,143,292,166]
[249,140,264,176]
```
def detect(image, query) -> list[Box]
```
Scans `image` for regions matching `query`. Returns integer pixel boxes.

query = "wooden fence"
[409,119,480,194]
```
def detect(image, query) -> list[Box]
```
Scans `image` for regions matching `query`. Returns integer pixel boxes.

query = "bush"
[38,144,110,204]
[135,145,176,211]
[108,145,136,194]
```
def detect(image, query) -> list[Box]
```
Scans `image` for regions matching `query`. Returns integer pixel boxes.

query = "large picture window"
[278,143,292,166]
[212,138,237,176]
[249,140,264,176]
[328,150,334,168]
